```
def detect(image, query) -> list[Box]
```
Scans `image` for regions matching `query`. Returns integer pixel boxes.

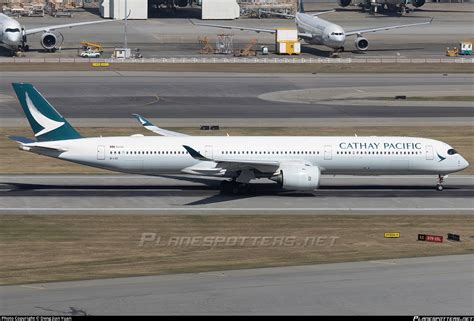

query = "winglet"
[132,114,189,137]
[183,145,209,161]
[132,113,154,127]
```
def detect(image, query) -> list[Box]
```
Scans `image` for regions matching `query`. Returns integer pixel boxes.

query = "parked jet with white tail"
[194,0,432,55]
[9,83,468,193]
[0,13,119,55]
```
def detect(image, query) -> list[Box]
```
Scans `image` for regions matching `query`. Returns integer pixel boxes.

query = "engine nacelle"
[174,0,189,7]
[272,164,321,191]
[337,0,352,7]
[41,32,57,50]
[355,37,369,51]
[412,0,425,7]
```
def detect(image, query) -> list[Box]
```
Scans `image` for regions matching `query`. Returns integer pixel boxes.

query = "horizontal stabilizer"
[8,135,35,144]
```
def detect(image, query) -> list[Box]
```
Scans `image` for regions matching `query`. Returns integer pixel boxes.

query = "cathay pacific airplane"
[9,83,469,194]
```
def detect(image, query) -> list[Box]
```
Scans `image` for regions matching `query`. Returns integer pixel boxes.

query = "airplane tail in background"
[12,83,82,142]
[298,0,305,13]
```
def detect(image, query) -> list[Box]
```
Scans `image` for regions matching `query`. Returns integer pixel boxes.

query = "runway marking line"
[369,260,398,265]
[0,207,472,212]
[20,285,45,290]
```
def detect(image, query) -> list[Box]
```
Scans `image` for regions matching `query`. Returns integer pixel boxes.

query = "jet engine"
[41,32,58,50]
[337,0,352,7]
[355,37,369,51]
[412,0,425,7]
[174,0,189,7]
[271,163,321,191]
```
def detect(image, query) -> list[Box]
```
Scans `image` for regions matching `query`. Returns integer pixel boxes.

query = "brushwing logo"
[25,92,65,137]
[437,153,446,162]
[137,115,147,125]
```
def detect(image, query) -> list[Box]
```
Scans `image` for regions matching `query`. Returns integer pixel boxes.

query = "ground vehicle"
[80,51,101,58]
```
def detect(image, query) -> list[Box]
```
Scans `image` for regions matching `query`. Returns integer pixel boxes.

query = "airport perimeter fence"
[0,57,473,64]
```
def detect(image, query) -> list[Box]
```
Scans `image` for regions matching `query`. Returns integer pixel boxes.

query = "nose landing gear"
[436,174,446,191]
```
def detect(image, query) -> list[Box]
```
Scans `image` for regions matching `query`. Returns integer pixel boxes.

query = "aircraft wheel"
[436,184,443,191]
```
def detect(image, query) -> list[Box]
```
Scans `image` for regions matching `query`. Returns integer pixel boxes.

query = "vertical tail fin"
[298,0,305,13]
[12,83,82,142]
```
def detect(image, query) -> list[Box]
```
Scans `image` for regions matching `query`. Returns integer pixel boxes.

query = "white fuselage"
[28,135,469,177]
[295,12,346,49]
[0,13,22,49]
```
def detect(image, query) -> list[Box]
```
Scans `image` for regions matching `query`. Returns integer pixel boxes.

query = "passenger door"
[324,145,332,160]
[97,145,105,160]
[425,145,434,160]
[204,145,213,159]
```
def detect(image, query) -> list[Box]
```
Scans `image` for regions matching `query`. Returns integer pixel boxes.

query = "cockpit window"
[331,32,343,36]
[447,149,457,155]
[5,28,20,33]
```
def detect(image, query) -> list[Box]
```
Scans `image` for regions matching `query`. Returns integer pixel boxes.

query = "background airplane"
[194,0,432,55]
[0,12,119,55]
[8,83,469,194]
[338,0,426,16]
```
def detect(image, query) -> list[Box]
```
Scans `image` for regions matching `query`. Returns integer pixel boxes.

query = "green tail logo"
[12,83,82,142]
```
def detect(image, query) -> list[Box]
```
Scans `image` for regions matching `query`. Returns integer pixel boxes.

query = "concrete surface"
[1,3,472,59]
[0,175,472,214]
[1,72,472,127]
[0,254,472,315]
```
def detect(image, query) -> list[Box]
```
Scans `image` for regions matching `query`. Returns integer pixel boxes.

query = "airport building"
[99,0,239,20]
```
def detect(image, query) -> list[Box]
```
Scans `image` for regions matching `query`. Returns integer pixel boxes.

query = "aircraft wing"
[298,32,313,39]
[183,145,280,173]
[133,114,189,137]
[25,19,120,36]
[259,10,295,18]
[345,19,432,36]
[310,10,336,16]
[192,21,276,34]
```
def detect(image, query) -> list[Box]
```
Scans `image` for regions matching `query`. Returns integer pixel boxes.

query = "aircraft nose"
[457,155,470,170]
[5,32,20,45]
[460,157,469,170]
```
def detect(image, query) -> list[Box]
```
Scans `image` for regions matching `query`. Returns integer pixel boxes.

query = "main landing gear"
[436,174,446,191]
[220,180,257,195]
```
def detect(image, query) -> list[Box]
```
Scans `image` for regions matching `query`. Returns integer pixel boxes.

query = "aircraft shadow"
[301,46,332,57]
[350,47,425,54]
[335,7,473,15]
[2,181,471,206]
[0,45,13,57]
[1,182,470,199]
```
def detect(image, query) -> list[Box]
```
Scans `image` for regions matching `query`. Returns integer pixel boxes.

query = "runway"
[1,72,472,127]
[1,175,472,214]
[1,254,472,315]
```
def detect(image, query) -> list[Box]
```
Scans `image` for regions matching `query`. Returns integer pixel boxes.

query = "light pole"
[124,0,128,50]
